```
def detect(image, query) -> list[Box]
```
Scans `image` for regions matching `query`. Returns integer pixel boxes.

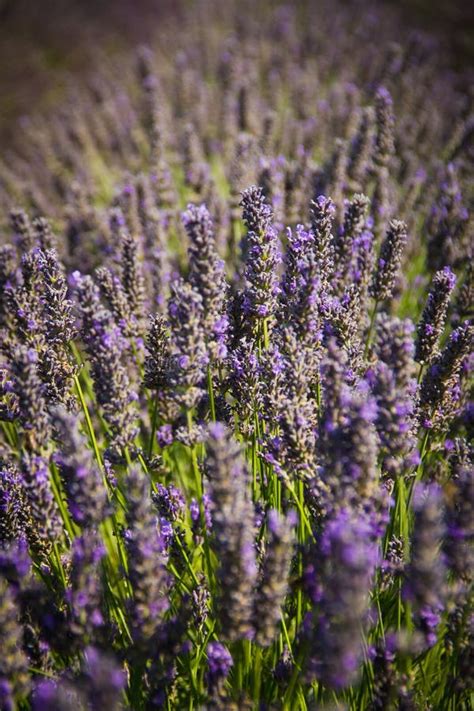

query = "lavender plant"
[0,1,472,708]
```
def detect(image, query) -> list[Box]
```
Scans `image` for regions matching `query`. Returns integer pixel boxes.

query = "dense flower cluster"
[0,1,472,709]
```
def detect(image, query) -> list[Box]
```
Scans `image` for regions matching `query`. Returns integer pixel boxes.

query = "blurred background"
[0,0,473,146]
[0,0,180,144]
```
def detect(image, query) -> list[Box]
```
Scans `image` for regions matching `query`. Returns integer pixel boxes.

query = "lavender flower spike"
[36,248,76,409]
[114,209,146,325]
[375,313,416,390]
[75,274,138,453]
[53,408,108,529]
[240,186,281,327]
[240,184,273,237]
[80,647,125,711]
[143,314,169,390]
[335,193,370,289]
[444,464,473,582]
[0,464,28,546]
[373,86,395,169]
[10,346,51,453]
[415,266,457,365]
[183,203,229,361]
[0,578,30,707]
[67,532,106,648]
[206,641,233,702]
[404,484,446,647]
[418,322,473,429]
[254,509,295,646]
[306,509,379,689]
[20,453,62,560]
[10,208,34,252]
[320,376,380,511]
[167,279,208,410]
[205,423,257,641]
[124,466,169,650]
[309,195,336,291]
[368,361,416,478]
[370,219,407,302]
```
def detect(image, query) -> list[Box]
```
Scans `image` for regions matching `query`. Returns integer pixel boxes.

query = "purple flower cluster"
[240,186,281,328]
[0,0,472,708]
[305,508,380,689]
[404,484,446,648]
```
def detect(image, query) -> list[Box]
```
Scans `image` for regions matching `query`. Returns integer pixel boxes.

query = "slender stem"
[186,409,214,585]
[262,318,270,350]
[207,365,216,422]
[49,460,76,540]
[417,363,425,385]
[253,645,263,704]
[1,421,15,448]
[74,374,104,471]
[174,534,201,588]
[52,542,67,589]
[282,646,306,709]
[406,428,431,510]
[75,374,131,603]
[148,392,159,458]
[315,376,322,421]
[187,410,202,499]
[137,452,150,475]
[280,615,294,657]
[124,447,133,467]
[284,480,314,541]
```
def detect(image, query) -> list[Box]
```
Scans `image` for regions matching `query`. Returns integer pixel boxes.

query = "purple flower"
[373,86,395,168]
[205,423,257,641]
[253,509,295,646]
[206,641,233,697]
[240,186,281,329]
[53,409,108,529]
[66,532,106,648]
[124,467,169,649]
[370,219,407,302]
[404,484,446,648]
[156,424,173,448]
[166,279,208,410]
[305,509,379,689]
[75,274,138,453]
[415,267,457,365]
[183,204,229,362]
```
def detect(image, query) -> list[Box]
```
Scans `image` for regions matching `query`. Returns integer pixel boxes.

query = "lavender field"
[0,0,473,709]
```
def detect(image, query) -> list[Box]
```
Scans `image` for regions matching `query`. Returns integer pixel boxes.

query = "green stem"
[187,410,202,499]
[207,366,216,422]
[262,318,270,350]
[253,645,263,704]
[49,460,76,540]
[407,428,431,507]
[417,363,425,385]
[282,646,306,709]
[73,374,103,472]
[1,421,15,448]
[52,542,67,589]
[284,480,314,541]
[148,393,160,458]
[174,534,201,588]
[124,447,133,467]
[137,451,150,475]
[186,409,214,585]
[280,615,294,657]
